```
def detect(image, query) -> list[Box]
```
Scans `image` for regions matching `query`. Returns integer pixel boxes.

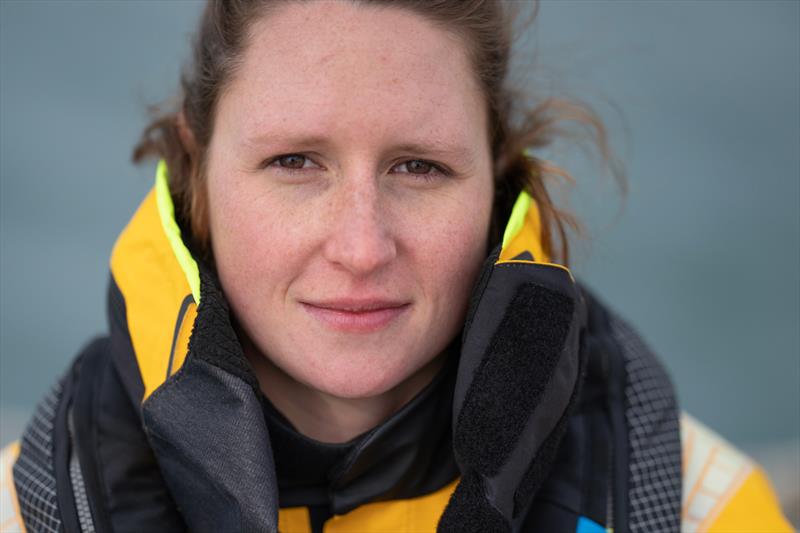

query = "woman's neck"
[242,336,446,444]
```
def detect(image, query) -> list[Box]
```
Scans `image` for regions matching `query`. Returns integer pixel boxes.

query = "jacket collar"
[108,162,578,530]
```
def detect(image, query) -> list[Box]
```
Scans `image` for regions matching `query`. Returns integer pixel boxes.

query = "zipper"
[68,409,96,533]
[603,346,615,532]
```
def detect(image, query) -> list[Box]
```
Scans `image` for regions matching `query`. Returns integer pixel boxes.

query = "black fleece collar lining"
[265,344,459,513]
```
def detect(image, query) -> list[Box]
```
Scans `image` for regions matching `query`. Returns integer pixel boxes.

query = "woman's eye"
[272,154,311,170]
[261,153,323,178]
[404,160,432,174]
[393,159,447,179]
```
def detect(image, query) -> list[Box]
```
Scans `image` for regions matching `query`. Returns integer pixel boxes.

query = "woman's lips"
[300,300,410,333]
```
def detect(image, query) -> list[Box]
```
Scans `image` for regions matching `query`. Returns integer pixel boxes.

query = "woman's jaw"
[240,324,448,444]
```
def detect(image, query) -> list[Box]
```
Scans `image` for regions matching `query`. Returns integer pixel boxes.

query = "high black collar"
[141,264,462,531]
[265,345,459,514]
[138,257,613,533]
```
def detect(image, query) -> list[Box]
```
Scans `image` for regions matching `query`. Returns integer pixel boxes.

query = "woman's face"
[206,2,494,399]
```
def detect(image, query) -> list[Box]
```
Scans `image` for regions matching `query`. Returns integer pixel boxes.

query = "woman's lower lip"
[301,303,410,333]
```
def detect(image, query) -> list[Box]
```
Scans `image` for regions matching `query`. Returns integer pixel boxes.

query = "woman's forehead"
[217,1,485,145]
[241,1,468,70]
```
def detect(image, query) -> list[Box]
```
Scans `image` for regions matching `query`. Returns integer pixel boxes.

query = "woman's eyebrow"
[241,133,333,151]
[390,142,475,162]
[242,134,475,162]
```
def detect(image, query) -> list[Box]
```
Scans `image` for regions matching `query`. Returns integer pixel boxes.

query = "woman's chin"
[298,361,411,400]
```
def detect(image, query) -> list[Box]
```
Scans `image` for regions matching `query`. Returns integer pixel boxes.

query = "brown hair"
[133,0,624,265]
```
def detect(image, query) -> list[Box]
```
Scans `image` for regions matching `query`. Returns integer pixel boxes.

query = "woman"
[0,1,791,532]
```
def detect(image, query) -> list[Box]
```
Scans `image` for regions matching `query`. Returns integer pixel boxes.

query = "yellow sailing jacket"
[1,163,793,532]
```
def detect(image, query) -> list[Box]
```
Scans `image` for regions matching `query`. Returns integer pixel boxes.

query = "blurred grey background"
[1,0,798,521]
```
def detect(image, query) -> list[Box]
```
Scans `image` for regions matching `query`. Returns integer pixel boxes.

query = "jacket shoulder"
[580,286,792,532]
[681,413,792,532]
[581,283,685,530]
[3,335,185,533]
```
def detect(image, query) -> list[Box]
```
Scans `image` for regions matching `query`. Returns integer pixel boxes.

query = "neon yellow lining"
[497,187,551,265]
[501,191,532,249]
[155,160,201,304]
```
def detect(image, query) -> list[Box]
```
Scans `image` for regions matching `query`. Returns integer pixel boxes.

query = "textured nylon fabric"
[143,357,279,533]
[12,380,64,533]
[610,314,683,532]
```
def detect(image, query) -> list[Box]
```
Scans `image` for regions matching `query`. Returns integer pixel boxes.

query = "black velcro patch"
[512,362,580,517]
[437,473,510,533]
[454,284,574,476]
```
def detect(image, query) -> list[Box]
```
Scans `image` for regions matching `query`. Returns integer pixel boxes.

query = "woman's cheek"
[213,177,296,254]
[415,197,490,302]
[208,182,271,297]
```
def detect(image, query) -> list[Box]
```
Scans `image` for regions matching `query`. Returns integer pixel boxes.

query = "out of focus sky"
[1,0,798,514]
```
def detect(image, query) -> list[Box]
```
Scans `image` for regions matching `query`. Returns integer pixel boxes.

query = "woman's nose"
[322,182,397,276]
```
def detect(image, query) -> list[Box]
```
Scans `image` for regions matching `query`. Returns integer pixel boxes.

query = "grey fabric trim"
[12,380,64,533]
[609,313,682,532]
[166,293,195,378]
[143,357,279,533]
[68,410,95,533]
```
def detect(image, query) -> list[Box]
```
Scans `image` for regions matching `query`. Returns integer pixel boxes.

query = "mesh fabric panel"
[12,380,64,533]
[610,314,683,532]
